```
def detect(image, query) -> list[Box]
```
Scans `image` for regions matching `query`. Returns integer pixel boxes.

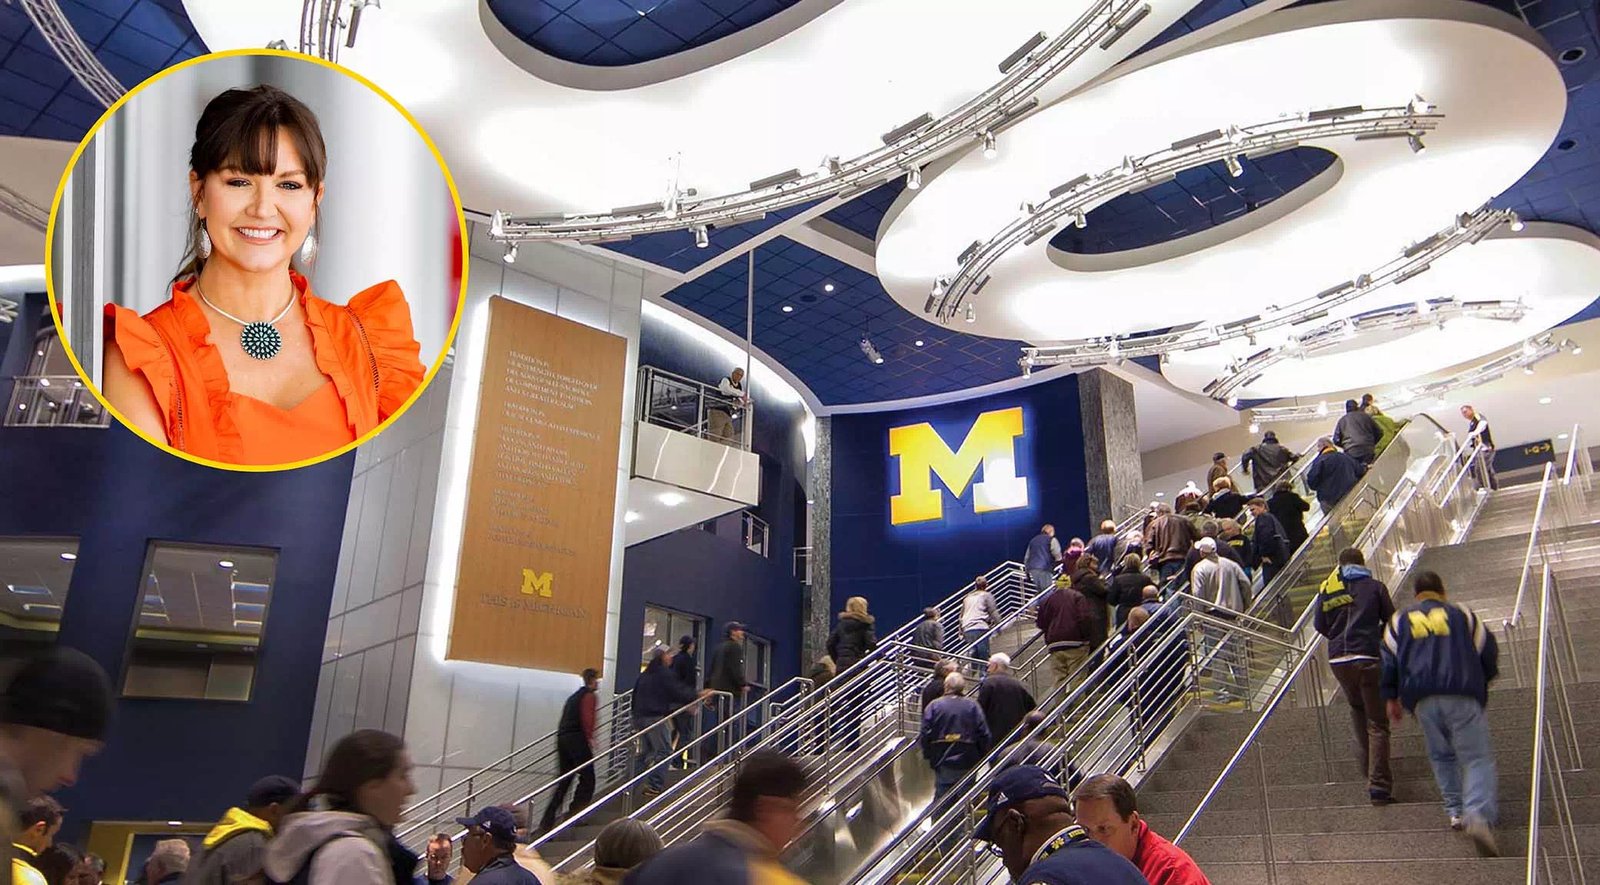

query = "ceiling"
[6,0,1600,431]
[0,536,79,626]
[141,542,275,637]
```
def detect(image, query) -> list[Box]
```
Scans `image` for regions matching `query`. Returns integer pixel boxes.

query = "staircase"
[1151,474,1600,884]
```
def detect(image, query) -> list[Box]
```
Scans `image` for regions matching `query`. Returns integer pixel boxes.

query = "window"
[0,537,80,674]
[640,605,706,685]
[5,328,108,427]
[746,634,773,694]
[121,542,278,701]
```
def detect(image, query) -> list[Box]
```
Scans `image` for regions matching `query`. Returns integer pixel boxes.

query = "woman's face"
[191,128,322,276]
[357,750,416,828]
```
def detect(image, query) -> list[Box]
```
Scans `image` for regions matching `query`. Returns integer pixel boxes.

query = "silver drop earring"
[299,226,317,263]
[197,222,212,259]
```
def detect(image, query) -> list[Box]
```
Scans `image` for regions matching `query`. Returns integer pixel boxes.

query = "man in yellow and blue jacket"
[182,776,300,885]
[11,796,61,885]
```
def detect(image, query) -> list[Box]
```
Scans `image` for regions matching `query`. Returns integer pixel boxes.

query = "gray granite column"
[1078,369,1144,528]
[803,417,833,666]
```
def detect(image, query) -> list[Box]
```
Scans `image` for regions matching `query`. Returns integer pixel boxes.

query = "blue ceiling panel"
[486,0,802,66]
[662,237,1028,405]
[820,178,904,241]
[0,0,203,140]
[603,197,826,273]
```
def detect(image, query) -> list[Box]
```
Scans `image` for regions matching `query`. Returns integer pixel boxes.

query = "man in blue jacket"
[920,672,991,802]
[1304,438,1364,511]
[633,647,709,796]
[1382,570,1500,856]
[1025,524,1062,595]
[454,807,541,885]
[973,766,1148,884]
[1313,548,1396,804]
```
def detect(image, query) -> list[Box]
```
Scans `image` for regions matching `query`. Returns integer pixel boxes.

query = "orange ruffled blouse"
[105,271,426,465]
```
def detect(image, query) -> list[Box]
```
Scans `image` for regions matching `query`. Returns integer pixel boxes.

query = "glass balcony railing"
[5,375,110,428]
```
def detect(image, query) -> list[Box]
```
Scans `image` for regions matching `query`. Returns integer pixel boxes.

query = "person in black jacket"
[1204,476,1246,521]
[977,653,1037,744]
[1312,548,1396,805]
[669,637,698,766]
[826,597,879,672]
[540,669,599,832]
[1071,558,1110,658]
[921,673,990,802]
[1268,486,1311,553]
[705,623,749,757]
[633,648,706,796]
[1108,554,1153,630]
[921,660,957,711]
[1246,498,1291,585]
[1333,399,1383,466]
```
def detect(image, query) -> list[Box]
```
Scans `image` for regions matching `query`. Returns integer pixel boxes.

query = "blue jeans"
[1415,695,1498,825]
[933,763,972,803]
[634,718,673,791]
[964,629,991,663]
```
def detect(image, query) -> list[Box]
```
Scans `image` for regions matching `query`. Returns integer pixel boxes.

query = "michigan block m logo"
[521,568,553,597]
[888,407,1028,525]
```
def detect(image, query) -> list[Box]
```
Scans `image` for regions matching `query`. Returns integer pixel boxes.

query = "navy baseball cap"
[973,765,1069,842]
[456,806,519,844]
[246,775,300,808]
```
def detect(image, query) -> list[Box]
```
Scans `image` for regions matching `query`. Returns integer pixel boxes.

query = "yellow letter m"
[888,407,1028,525]
[521,569,553,598]
[1407,608,1451,639]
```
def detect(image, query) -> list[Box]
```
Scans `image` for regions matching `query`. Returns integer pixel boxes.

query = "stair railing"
[1526,561,1588,885]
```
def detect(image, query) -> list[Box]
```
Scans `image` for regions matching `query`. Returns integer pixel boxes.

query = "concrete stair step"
[1147,795,1600,839]
[1186,857,1584,885]
[1179,824,1600,863]
[1138,767,1600,815]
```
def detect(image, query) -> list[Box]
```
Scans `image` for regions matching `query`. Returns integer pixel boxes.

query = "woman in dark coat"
[1108,553,1154,630]
[1072,556,1110,654]
[826,596,879,672]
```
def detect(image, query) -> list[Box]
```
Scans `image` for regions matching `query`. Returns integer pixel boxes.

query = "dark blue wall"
[829,375,1092,632]
[618,311,808,690]
[0,320,353,837]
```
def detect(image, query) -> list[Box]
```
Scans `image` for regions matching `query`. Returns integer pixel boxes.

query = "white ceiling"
[0,136,73,267]
[624,476,746,547]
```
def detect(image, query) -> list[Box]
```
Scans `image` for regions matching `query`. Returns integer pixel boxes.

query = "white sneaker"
[1449,816,1464,831]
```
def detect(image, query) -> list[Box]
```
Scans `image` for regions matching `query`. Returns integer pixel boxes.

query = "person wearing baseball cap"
[183,775,300,885]
[973,766,1147,883]
[1,648,113,880]
[454,807,540,884]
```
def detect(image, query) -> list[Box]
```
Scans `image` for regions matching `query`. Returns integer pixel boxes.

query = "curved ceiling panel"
[1160,223,1600,398]
[484,0,805,67]
[875,2,1565,343]
[182,0,1204,215]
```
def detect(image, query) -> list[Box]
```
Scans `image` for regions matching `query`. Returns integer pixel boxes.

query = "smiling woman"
[48,51,466,470]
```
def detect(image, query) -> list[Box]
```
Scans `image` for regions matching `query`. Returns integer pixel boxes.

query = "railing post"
[464,777,474,817]
[1255,742,1278,885]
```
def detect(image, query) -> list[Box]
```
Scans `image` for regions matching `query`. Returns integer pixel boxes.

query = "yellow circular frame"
[43,47,469,473]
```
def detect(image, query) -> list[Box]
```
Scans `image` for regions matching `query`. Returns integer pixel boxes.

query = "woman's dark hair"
[177,84,327,282]
[294,729,405,815]
[34,842,84,885]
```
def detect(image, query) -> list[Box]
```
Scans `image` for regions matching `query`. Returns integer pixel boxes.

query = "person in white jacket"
[1189,538,1251,703]
[263,730,417,885]
[961,577,1003,663]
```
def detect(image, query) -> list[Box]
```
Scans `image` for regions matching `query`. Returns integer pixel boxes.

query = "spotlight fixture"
[824,283,835,293]
[906,167,923,190]
[859,337,885,365]
[1224,155,1244,178]
[59,552,77,562]
[1226,395,1239,408]
[502,243,518,264]
[1408,94,1435,115]
[218,560,235,569]
[932,277,948,298]
[1407,133,1426,154]
[1510,216,1526,232]
[923,294,937,313]
[1070,209,1087,229]
[965,304,977,324]
[1523,366,1535,375]
[781,305,793,313]
[1248,421,1261,434]
[915,339,925,347]
[693,225,709,248]
[982,131,998,160]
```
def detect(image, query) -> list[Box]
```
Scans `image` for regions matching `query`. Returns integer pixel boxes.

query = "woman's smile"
[233,225,285,244]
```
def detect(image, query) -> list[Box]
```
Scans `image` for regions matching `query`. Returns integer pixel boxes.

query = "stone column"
[1078,369,1144,527]
[803,417,833,665]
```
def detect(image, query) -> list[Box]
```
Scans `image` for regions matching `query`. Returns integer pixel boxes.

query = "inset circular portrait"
[47,49,466,470]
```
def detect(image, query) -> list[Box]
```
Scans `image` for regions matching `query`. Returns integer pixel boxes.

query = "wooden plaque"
[446,296,625,672]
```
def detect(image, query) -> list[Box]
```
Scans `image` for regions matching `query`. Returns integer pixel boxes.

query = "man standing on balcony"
[1383,570,1501,856]
[1460,404,1499,491]
[1024,524,1061,596]
[539,668,599,833]
[1314,548,1396,806]
[708,367,748,444]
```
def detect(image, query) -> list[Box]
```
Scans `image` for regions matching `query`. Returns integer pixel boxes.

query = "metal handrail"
[397,687,634,840]
[637,364,755,450]
[1525,562,1588,885]
[1505,463,1555,633]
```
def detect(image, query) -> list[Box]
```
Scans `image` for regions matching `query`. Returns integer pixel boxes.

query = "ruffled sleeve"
[344,280,425,420]
[103,302,177,437]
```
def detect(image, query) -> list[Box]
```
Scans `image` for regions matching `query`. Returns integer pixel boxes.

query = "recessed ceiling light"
[1154,492,1166,498]
[624,511,641,523]
[914,339,924,347]
[1559,433,1570,440]
[824,283,835,293]
[658,492,686,507]
[167,821,183,827]
[1539,396,1552,404]
[59,552,76,561]
[218,560,235,569]
[781,305,793,313]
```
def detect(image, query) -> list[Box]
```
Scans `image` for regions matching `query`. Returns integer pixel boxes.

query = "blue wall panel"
[0,357,352,836]
[828,375,1092,633]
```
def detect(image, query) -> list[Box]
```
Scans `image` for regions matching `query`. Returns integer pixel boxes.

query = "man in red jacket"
[1072,774,1212,885]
